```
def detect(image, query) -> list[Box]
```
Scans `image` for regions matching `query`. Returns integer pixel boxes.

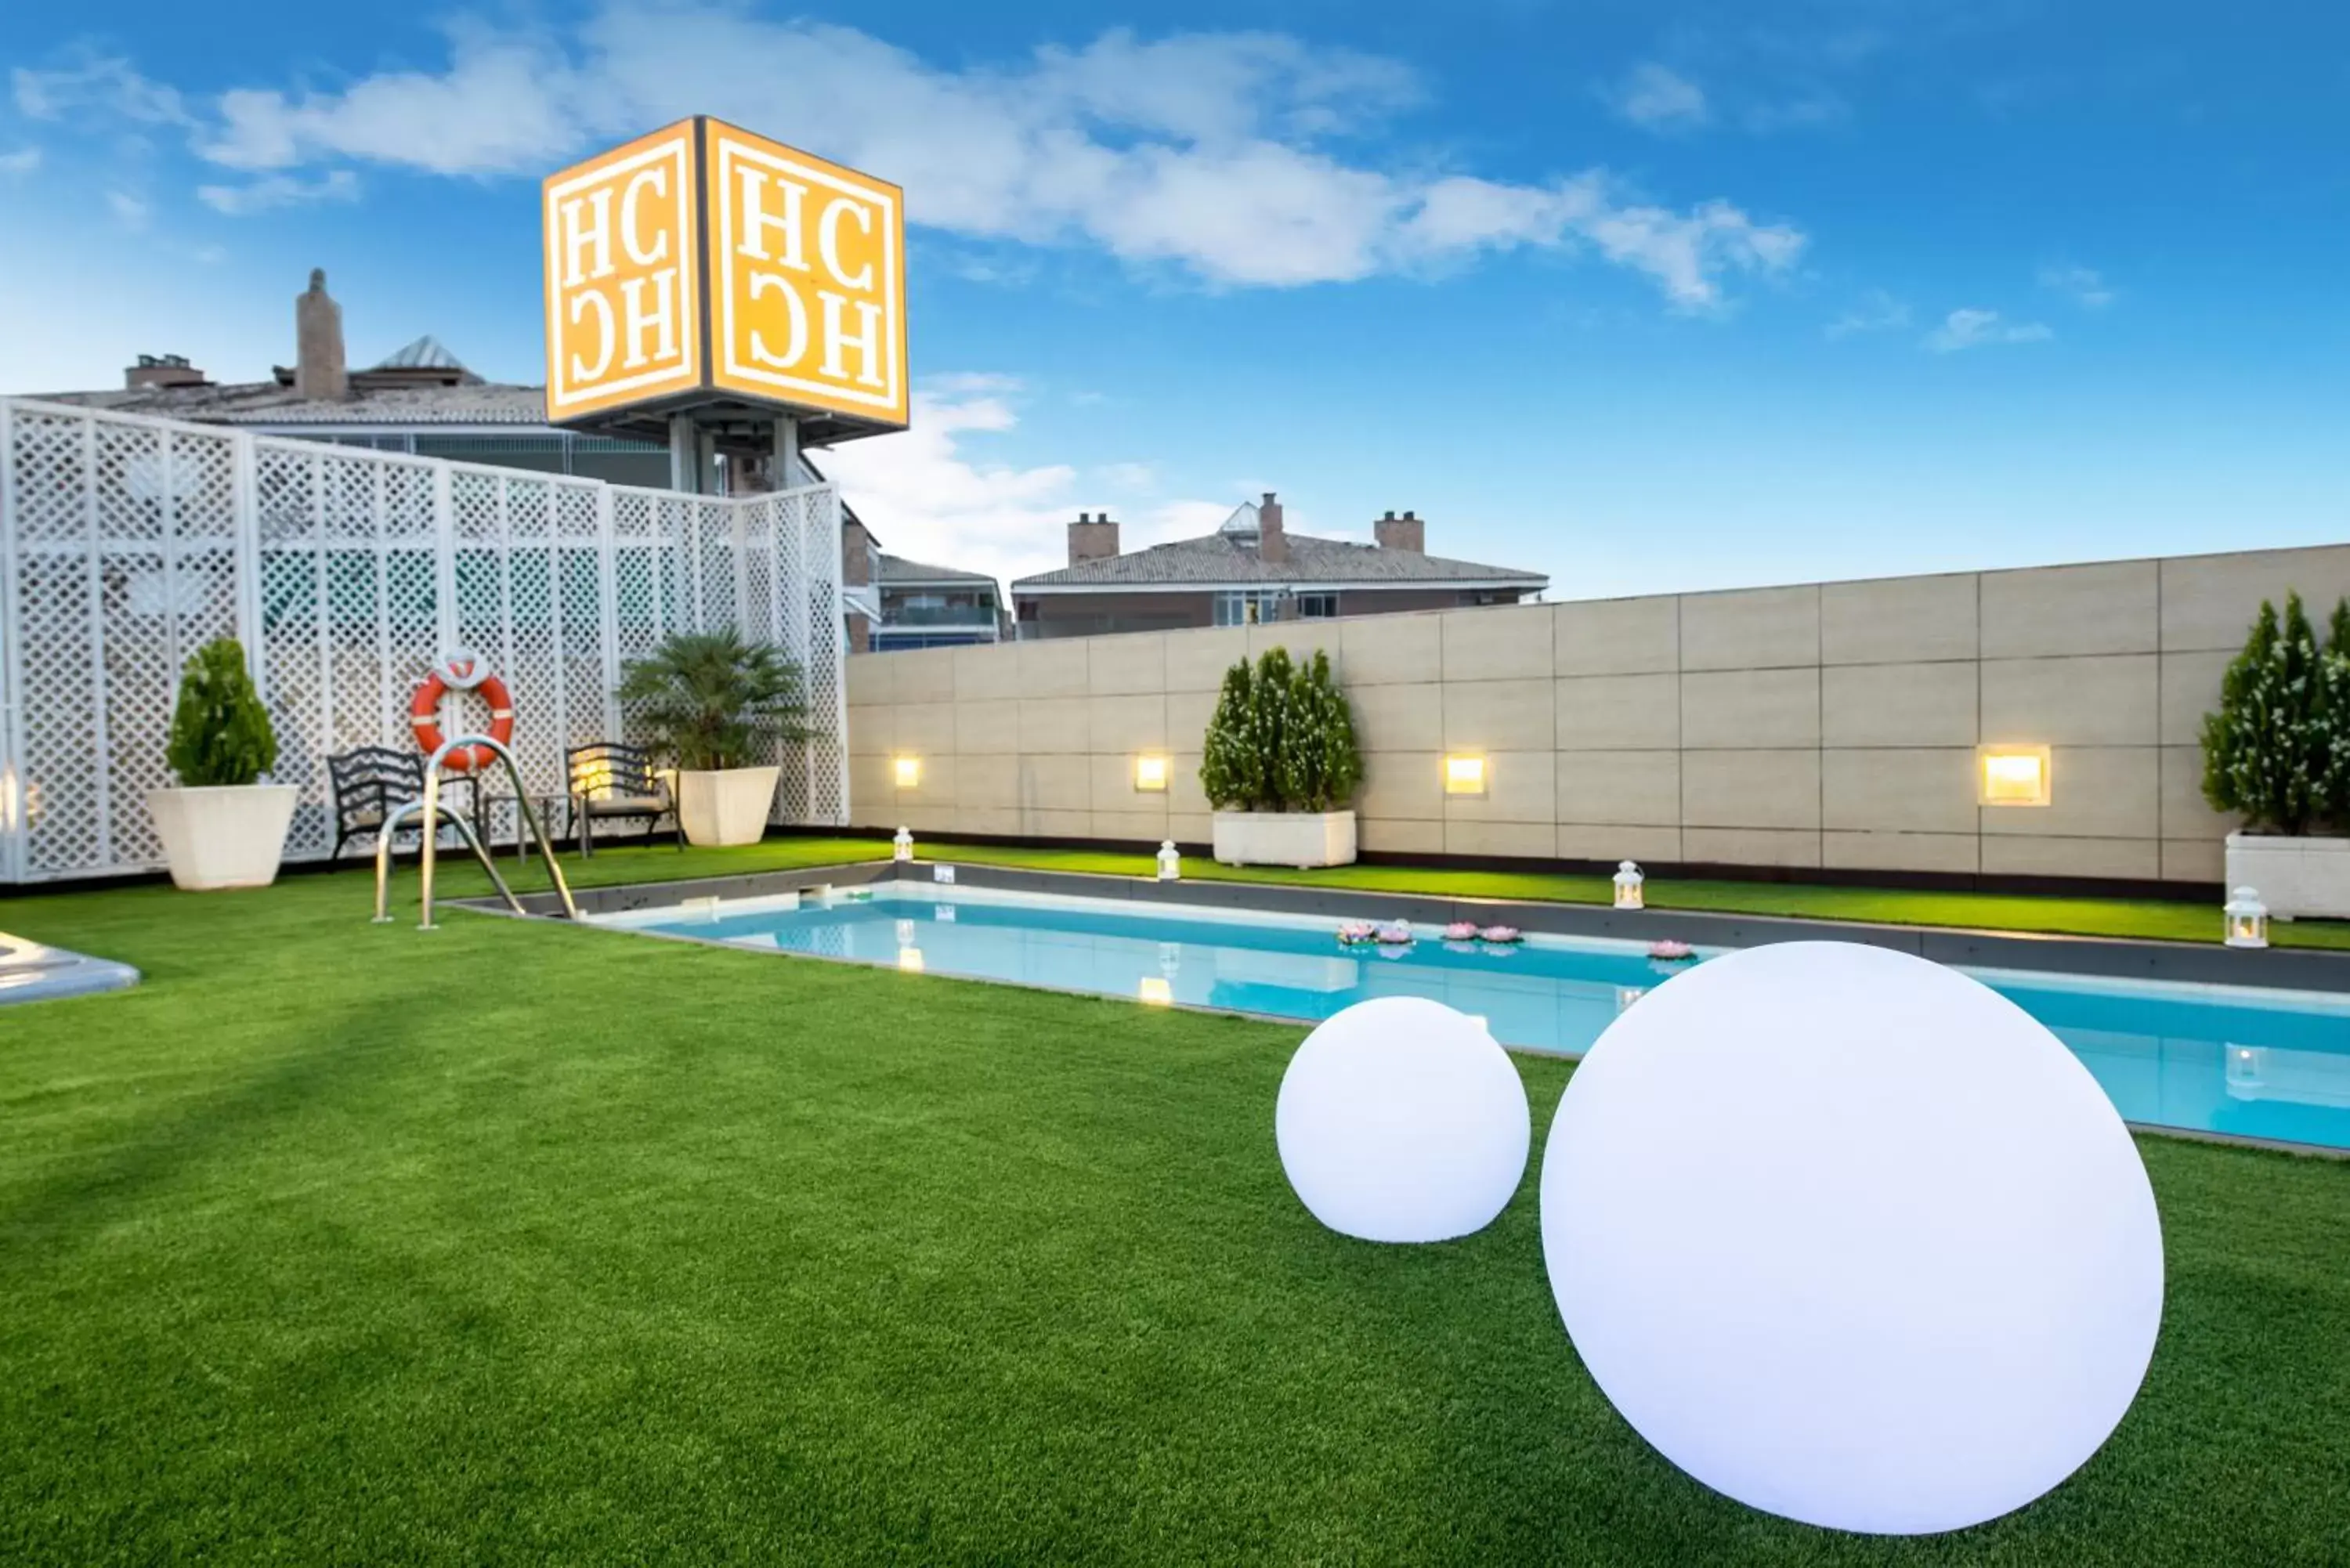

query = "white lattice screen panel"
[0,399,848,883]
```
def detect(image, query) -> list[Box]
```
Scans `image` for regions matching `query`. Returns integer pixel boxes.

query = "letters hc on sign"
[540,117,908,431]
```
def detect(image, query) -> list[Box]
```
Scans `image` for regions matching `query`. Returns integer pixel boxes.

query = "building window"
[1296,593,1338,619]
[1213,591,1278,626]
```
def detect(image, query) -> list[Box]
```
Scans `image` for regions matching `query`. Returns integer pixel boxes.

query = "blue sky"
[3,1,2345,594]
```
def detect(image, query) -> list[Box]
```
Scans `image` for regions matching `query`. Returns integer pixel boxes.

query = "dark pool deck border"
[471,857,2350,1161]
[484,854,2350,995]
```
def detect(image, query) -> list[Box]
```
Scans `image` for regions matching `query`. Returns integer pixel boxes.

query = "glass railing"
[883,603,1000,627]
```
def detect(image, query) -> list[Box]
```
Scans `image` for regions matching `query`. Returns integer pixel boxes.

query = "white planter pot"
[2225,832,2350,919]
[1212,810,1358,869]
[677,765,781,847]
[145,784,297,891]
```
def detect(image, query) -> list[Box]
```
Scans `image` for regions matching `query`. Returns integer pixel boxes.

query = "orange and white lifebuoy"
[409,650,514,774]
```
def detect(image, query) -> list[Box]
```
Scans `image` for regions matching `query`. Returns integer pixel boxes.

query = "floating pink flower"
[1443,921,1480,941]
[1648,938,1695,961]
[1478,926,1523,945]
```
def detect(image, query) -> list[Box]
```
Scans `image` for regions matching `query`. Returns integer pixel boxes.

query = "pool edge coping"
[472,855,2350,994]
[453,857,2350,1162]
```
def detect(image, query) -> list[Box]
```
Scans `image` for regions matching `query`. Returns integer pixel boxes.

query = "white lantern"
[892,826,913,862]
[2222,887,2269,948]
[1276,998,1530,1244]
[1613,860,1645,910]
[1156,840,1182,881]
[1540,941,2163,1536]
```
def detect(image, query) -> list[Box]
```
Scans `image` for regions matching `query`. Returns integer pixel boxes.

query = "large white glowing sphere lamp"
[1541,941,2163,1536]
[1276,997,1530,1244]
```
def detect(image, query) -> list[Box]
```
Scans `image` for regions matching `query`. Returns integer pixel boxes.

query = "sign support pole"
[667,414,697,494]
[775,416,800,488]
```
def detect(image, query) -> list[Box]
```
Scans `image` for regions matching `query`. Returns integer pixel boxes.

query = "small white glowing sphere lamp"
[2222,887,2269,948]
[1157,840,1182,881]
[1613,860,1645,910]
[892,826,914,862]
[1276,997,1530,1244]
[1541,941,2162,1536]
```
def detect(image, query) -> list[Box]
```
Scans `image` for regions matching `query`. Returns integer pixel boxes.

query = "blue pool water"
[602,883,2350,1152]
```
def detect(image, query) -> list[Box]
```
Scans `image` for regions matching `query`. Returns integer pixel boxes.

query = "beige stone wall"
[846,543,2350,883]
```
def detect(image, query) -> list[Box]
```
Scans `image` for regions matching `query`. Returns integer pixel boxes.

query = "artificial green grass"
[5,872,2350,1563]
[428,830,2350,951]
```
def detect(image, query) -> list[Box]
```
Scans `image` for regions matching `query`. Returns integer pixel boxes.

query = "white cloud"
[922,371,1025,396]
[1924,308,2052,352]
[2038,262,2114,309]
[160,6,1801,305]
[1826,288,1910,338]
[1390,175,1802,307]
[817,378,1225,587]
[13,56,186,125]
[1097,462,1157,490]
[196,169,360,215]
[106,190,150,229]
[1607,63,1708,131]
[0,146,38,175]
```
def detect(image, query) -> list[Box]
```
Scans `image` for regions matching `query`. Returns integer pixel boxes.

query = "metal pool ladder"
[372,733,580,929]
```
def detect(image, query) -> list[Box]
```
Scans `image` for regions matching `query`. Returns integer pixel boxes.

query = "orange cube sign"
[541,117,909,432]
[707,121,906,426]
[541,122,703,421]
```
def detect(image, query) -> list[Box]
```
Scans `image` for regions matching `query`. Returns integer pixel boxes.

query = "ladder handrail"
[374,733,580,930]
[371,797,514,924]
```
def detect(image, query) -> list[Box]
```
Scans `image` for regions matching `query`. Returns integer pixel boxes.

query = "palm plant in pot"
[618,629,810,847]
[146,637,297,890]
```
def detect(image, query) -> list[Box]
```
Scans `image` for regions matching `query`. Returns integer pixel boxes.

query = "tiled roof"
[877,553,997,586]
[35,381,552,425]
[1010,530,1546,590]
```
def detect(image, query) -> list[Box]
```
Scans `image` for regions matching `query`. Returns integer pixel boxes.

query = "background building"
[1010,495,1546,640]
[869,555,1007,652]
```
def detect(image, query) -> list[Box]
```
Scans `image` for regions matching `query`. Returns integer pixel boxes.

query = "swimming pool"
[598,881,2350,1153]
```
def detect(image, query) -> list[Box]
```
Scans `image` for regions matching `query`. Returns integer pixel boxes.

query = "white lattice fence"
[0,398,848,883]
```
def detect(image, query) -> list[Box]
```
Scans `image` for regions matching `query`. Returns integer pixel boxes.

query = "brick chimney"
[1257,491,1289,564]
[841,518,874,589]
[1068,511,1120,566]
[1374,509,1425,553]
[295,268,347,401]
[124,353,208,390]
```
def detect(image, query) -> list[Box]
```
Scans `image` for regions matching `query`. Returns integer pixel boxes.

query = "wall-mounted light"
[893,755,921,789]
[1134,754,1170,793]
[1138,976,1173,1005]
[897,946,925,973]
[1977,745,2051,807]
[1444,755,1487,797]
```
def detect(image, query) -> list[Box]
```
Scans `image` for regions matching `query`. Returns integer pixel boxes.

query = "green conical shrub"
[166,638,278,788]
[2319,598,2350,829]
[1199,655,1261,811]
[1198,645,1362,814]
[2202,594,2325,833]
[1304,651,1363,812]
